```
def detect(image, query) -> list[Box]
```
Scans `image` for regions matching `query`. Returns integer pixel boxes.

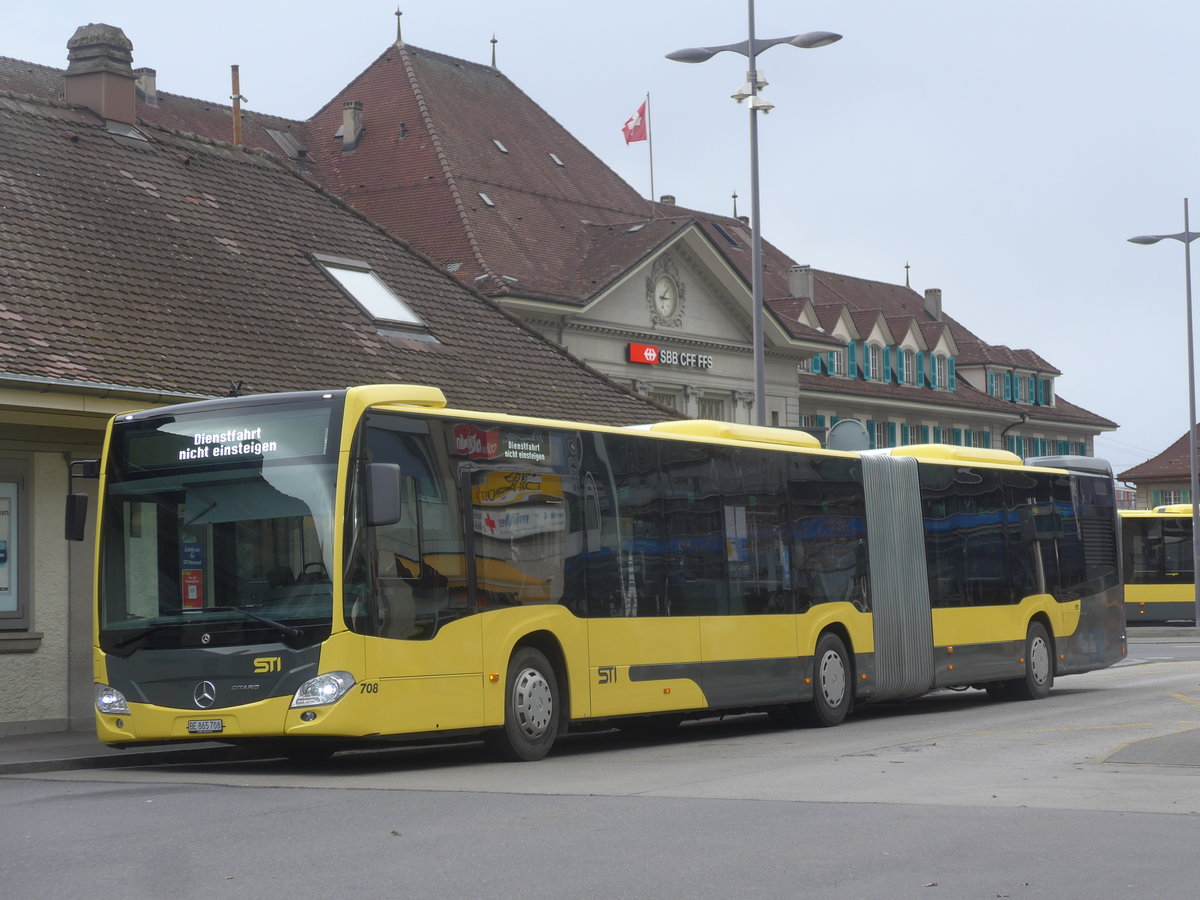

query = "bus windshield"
[98,398,342,654]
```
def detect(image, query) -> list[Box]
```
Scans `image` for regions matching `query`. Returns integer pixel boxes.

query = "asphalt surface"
[2,626,1196,776]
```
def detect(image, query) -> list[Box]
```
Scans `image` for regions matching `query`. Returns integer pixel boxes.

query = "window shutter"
[921,425,930,443]
[847,342,858,378]
[831,416,840,425]
[812,354,824,375]
[883,347,892,383]
[887,421,897,446]
[982,431,991,448]
[948,357,956,390]
[916,352,926,387]
[1077,442,1086,456]
[1185,489,1192,503]
[933,426,942,443]
[1007,435,1017,454]
[952,428,963,445]
[1037,378,1046,406]
[897,351,906,384]
[866,420,876,449]
[1153,490,1163,507]
[1004,372,1012,401]
[987,372,995,396]
[816,415,826,427]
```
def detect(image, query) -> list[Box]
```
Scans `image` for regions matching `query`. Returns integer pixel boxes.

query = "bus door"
[586,434,703,718]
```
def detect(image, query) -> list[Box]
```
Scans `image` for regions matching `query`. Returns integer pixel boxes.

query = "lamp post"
[1129,197,1200,627]
[668,3,841,427]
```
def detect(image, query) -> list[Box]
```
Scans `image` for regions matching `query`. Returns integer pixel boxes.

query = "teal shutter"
[883,347,893,383]
[887,421,897,446]
[987,372,996,396]
[948,357,956,390]
[1153,490,1163,507]
[1186,490,1192,503]
[921,425,930,442]
[1004,372,1012,401]
[933,426,942,443]
[847,342,858,378]
[1007,435,1017,454]
[1028,376,1036,401]
[812,354,823,375]
[826,352,835,374]
[916,352,926,387]
[866,420,876,449]
[831,415,840,425]
[1037,378,1047,405]
[952,428,963,445]
[816,415,826,427]
[897,351,906,384]
[982,431,991,448]
[1077,442,1086,455]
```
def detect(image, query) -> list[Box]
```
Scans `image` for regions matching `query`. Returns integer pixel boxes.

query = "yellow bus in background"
[1121,505,1196,624]
[73,385,1127,762]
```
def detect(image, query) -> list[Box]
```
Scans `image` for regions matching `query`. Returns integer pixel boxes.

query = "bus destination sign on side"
[627,343,714,369]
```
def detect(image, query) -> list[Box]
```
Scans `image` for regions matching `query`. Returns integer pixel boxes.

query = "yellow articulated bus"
[70,385,1126,762]
[1120,505,1196,624]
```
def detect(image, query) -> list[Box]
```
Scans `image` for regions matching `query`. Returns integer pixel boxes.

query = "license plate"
[187,719,224,734]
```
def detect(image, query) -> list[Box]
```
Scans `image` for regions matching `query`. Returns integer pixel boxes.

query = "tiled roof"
[0,89,673,426]
[1117,428,1198,481]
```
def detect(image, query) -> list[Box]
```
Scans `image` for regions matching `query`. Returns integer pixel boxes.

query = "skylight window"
[479,192,496,207]
[492,139,509,154]
[313,254,424,327]
[549,152,564,167]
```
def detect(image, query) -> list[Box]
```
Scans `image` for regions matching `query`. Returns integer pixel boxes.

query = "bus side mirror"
[65,493,89,542]
[366,463,402,527]
[65,459,100,542]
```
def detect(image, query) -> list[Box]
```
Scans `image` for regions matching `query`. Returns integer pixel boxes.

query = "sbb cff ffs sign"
[627,343,714,369]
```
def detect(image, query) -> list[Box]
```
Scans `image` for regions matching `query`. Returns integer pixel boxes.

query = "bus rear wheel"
[486,646,560,761]
[1007,622,1054,701]
[803,632,852,727]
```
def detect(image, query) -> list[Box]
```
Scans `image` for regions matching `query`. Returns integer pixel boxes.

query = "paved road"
[3,635,1199,898]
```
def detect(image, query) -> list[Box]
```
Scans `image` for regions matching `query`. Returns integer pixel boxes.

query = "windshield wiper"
[108,623,175,656]
[208,605,304,641]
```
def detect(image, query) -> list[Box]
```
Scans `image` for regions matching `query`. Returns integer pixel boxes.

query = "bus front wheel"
[1008,622,1054,701]
[486,646,561,761]
[803,632,852,727]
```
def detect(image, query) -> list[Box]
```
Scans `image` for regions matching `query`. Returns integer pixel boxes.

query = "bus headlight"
[291,671,356,708]
[95,683,130,715]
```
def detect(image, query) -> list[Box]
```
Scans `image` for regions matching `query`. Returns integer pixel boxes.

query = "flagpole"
[646,91,656,209]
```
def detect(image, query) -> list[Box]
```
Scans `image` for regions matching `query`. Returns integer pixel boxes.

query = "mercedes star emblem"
[193,681,217,709]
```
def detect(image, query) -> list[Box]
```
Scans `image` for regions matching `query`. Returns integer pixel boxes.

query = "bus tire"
[1008,622,1054,701]
[486,646,560,761]
[803,632,852,727]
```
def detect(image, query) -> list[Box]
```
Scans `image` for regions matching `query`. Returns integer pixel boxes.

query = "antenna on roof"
[491,34,498,68]
[732,190,739,218]
[904,261,911,288]
[395,8,404,47]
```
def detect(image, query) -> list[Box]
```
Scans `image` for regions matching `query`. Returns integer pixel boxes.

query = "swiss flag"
[622,101,648,144]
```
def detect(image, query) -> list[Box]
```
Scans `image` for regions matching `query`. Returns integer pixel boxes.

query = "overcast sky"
[9,1,1198,477]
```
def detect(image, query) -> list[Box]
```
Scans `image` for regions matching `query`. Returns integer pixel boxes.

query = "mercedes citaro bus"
[68,385,1126,761]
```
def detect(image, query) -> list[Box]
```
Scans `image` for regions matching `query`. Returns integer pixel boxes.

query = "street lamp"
[668,3,841,427]
[1129,197,1200,627]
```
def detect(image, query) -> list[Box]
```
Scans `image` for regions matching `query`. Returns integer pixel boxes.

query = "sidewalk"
[1,627,1194,777]
[0,729,243,775]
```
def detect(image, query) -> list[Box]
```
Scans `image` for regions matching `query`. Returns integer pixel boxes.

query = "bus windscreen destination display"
[117,405,336,470]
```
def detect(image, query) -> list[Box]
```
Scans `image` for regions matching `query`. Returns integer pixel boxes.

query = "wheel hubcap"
[513,667,553,739]
[1029,637,1050,685]
[818,650,846,708]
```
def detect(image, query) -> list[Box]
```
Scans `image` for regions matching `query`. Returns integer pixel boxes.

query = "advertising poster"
[0,489,13,610]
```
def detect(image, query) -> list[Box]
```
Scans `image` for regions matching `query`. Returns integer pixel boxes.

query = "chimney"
[134,66,156,106]
[788,264,814,300]
[64,23,137,124]
[924,288,943,321]
[341,100,364,152]
[659,194,676,206]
